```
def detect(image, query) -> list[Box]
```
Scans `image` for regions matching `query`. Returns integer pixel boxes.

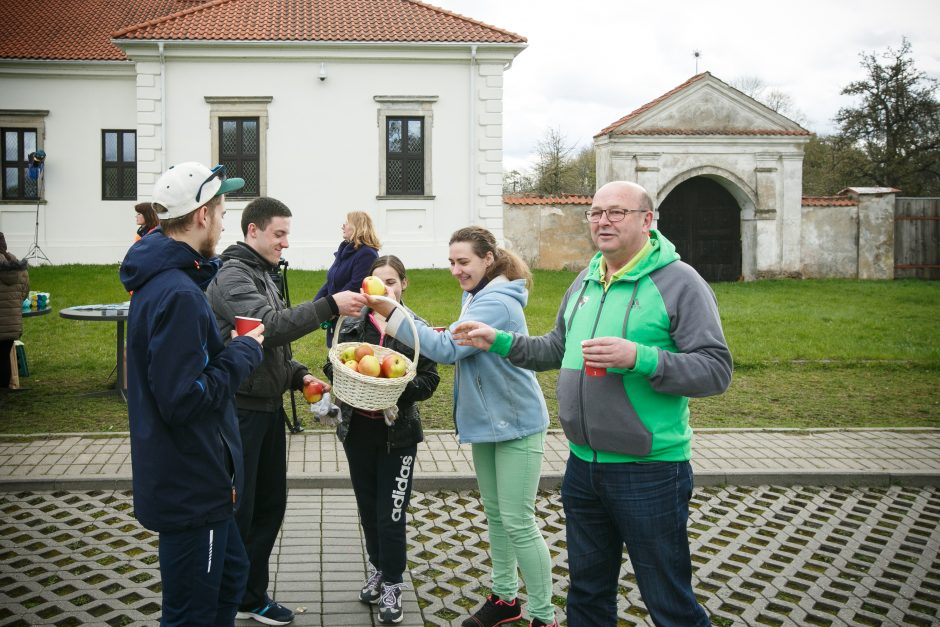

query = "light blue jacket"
[384,276,549,444]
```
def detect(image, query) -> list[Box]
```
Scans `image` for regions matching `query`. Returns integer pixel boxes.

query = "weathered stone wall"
[800,205,859,278]
[503,203,595,271]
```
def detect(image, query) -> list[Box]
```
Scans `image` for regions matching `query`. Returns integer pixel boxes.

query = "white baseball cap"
[152,162,245,219]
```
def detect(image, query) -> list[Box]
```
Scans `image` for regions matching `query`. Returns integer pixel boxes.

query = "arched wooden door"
[657,177,742,282]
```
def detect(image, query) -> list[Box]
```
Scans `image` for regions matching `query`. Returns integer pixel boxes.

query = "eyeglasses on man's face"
[195,164,226,203]
[584,208,648,223]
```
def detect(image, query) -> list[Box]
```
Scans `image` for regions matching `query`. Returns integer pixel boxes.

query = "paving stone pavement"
[1,428,939,491]
[0,485,938,626]
[0,428,938,625]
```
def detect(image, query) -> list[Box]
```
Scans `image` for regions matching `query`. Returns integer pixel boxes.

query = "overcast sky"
[429,0,940,171]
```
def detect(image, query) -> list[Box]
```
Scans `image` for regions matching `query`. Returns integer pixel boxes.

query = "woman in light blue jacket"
[374,226,556,627]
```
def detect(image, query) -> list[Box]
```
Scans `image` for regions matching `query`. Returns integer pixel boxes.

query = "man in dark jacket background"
[207,197,366,625]
[119,162,264,627]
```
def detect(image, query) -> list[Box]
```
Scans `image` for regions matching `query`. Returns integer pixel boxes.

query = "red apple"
[303,380,325,403]
[354,343,375,361]
[344,359,359,373]
[358,354,381,377]
[381,353,407,379]
[361,275,386,296]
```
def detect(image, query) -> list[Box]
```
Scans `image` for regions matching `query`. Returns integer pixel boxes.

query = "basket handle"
[332,295,420,373]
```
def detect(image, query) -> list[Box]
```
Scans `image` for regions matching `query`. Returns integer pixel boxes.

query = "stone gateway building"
[506,73,898,281]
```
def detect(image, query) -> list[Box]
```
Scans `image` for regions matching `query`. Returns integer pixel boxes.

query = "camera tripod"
[22,171,51,264]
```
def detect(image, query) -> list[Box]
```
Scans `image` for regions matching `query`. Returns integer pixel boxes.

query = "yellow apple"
[361,275,386,296]
[357,354,381,377]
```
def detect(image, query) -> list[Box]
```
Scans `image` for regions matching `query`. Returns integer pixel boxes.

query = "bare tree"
[534,127,575,196]
[502,168,533,194]
[730,75,807,124]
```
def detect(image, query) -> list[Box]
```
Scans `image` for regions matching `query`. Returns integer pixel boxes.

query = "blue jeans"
[158,516,249,626]
[562,456,710,627]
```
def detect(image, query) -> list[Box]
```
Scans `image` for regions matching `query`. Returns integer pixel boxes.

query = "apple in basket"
[303,380,325,403]
[381,353,407,379]
[355,343,375,361]
[344,359,360,373]
[362,275,386,296]
[339,346,357,363]
[358,354,382,377]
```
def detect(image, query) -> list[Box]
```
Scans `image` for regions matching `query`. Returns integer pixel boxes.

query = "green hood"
[585,229,680,282]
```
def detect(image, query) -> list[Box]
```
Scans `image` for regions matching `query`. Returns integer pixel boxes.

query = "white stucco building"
[0,0,525,269]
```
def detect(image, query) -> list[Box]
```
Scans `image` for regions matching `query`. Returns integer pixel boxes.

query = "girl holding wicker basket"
[324,255,440,625]
[365,228,558,627]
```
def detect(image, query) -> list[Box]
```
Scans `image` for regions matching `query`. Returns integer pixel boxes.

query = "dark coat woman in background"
[0,232,29,389]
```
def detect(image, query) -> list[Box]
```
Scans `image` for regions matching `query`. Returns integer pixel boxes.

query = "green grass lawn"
[1,265,938,434]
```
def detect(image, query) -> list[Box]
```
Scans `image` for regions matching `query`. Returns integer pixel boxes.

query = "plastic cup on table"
[432,326,447,333]
[234,316,262,336]
[585,365,607,377]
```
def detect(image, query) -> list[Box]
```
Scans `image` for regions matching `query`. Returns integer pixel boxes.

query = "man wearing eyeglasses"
[120,162,265,627]
[454,180,732,626]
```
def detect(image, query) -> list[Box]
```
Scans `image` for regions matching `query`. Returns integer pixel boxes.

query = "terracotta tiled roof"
[802,196,857,207]
[504,195,593,206]
[113,0,526,43]
[611,128,811,136]
[0,0,525,62]
[0,0,182,61]
[595,71,812,138]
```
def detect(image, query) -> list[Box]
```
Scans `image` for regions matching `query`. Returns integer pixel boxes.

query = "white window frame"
[205,97,272,199]
[375,95,437,199]
[0,110,48,204]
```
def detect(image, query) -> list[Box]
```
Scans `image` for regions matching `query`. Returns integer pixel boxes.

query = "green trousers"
[471,431,555,623]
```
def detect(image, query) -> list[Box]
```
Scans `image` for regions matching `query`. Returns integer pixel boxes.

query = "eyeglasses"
[195,164,226,203]
[584,208,648,223]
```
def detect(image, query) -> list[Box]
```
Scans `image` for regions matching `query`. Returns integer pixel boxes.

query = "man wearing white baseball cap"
[120,162,265,626]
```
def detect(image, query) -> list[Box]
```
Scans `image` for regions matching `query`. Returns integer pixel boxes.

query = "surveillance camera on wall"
[319,62,327,82]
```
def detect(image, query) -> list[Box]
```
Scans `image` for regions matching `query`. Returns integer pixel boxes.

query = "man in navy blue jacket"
[120,162,264,627]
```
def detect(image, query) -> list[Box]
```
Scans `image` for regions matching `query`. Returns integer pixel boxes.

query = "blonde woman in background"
[315,211,381,345]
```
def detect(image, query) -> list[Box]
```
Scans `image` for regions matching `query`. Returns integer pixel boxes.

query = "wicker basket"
[328,296,420,411]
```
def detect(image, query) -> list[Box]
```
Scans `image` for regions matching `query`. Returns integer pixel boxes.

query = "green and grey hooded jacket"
[494,230,732,462]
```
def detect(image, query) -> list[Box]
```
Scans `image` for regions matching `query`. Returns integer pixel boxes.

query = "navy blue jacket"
[315,240,379,300]
[119,231,262,532]
[315,240,378,345]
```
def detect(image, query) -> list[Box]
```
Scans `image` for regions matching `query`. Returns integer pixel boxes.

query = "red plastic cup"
[585,365,607,377]
[432,326,447,333]
[235,316,262,335]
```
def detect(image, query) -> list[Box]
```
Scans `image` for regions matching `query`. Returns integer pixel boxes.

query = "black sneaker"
[378,581,405,624]
[359,565,383,604]
[530,619,558,627]
[235,596,294,625]
[461,594,523,627]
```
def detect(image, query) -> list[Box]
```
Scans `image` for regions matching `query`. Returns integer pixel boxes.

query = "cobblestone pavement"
[1,485,938,626]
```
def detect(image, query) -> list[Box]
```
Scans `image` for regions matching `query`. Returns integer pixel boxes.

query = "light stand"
[22,152,50,265]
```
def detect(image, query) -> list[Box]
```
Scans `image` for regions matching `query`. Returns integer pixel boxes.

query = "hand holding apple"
[303,379,326,403]
[361,275,387,296]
